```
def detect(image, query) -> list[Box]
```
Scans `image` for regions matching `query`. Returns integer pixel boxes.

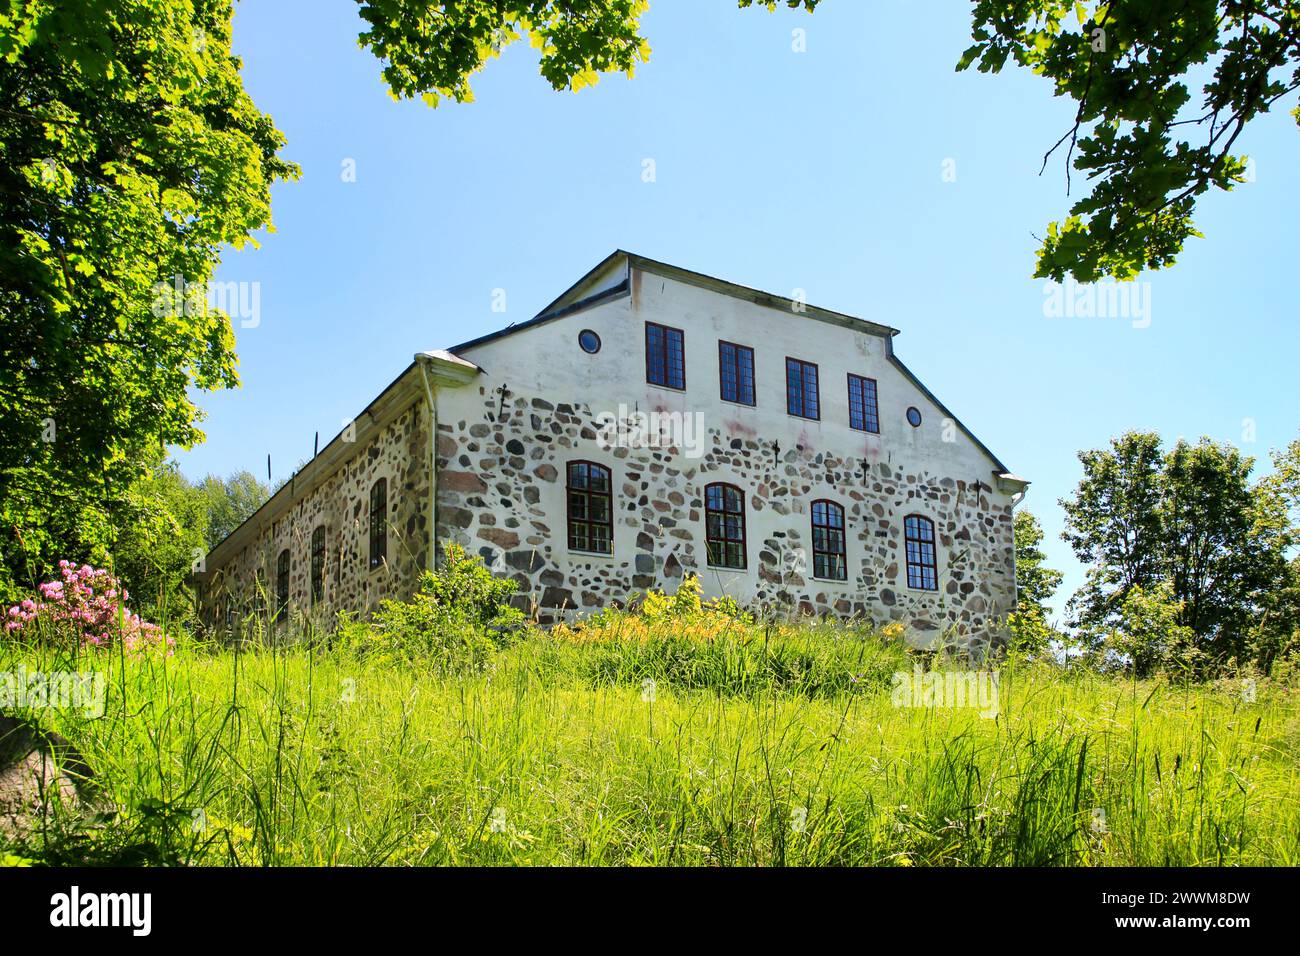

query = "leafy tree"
[1249,555,1300,673]
[199,470,270,550]
[960,1,1300,281]
[1061,431,1165,625]
[1101,582,1199,679]
[355,0,819,106]
[1007,509,1064,656]
[1013,509,1064,615]
[1062,431,1291,667]
[1161,437,1289,658]
[111,460,210,624]
[0,0,297,589]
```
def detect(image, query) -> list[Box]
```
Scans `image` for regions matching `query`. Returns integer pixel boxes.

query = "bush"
[3,561,172,654]
[549,576,907,697]
[341,544,523,670]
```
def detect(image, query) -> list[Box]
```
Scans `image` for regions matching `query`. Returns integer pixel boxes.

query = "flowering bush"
[4,561,172,654]
[553,575,753,645]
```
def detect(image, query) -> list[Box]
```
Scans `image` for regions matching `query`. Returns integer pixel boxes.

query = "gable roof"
[448,249,901,355]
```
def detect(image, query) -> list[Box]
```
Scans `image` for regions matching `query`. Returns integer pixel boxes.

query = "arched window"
[567,461,613,554]
[705,482,746,569]
[811,500,847,581]
[310,525,326,605]
[904,514,938,590]
[276,548,291,617]
[369,477,387,570]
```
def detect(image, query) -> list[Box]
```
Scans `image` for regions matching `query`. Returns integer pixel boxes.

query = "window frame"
[566,460,614,555]
[704,481,747,570]
[847,373,880,434]
[275,548,291,618]
[310,525,326,606]
[785,357,821,420]
[645,321,686,390]
[903,513,939,591]
[810,499,848,581]
[718,339,756,407]
[369,477,388,571]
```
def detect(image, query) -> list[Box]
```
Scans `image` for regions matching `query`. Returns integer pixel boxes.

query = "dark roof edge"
[449,273,631,354]
[625,251,901,339]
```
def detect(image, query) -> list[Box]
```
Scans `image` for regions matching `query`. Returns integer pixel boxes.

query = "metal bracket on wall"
[490,382,510,422]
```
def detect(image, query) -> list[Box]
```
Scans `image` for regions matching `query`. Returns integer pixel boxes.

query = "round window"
[578,329,601,354]
[906,406,923,427]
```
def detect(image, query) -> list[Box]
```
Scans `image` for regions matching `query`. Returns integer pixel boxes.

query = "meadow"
[2,608,1296,867]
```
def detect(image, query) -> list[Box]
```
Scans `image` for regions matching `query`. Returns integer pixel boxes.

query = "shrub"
[550,576,906,697]
[3,561,172,654]
[342,544,523,670]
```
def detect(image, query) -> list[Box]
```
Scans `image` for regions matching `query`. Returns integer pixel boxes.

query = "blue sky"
[179,0,1300,620]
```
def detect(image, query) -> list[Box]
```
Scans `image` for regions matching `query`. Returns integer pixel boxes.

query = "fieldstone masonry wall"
[435,384,1017,654]
[202,400,431,632]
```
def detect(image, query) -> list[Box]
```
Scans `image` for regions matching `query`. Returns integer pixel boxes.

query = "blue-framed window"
[904,514,938,590]
[645,322,685,390]
[786,357,820,420]
[718,340,755,405]
[848,374,880,433]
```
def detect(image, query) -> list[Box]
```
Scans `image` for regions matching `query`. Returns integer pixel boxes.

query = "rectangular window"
[848,374,880,433]
[645,322,685,390]
[786,357,820,420]
[904,515,938,591]
[567,461,613,554]
[718,340,755,406]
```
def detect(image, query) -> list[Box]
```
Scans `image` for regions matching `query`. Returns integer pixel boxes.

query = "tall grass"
[1,623,1296,866]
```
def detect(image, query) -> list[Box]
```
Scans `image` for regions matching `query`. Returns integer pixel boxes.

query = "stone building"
[196,251,1028,652]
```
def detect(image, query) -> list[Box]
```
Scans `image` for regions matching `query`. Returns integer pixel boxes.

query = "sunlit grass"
[2,625,1296,866]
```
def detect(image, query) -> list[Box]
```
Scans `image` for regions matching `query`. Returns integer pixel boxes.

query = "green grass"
[2,624,1297,866]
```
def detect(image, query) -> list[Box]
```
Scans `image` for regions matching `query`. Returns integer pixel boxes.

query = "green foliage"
[1008,605,1059,657]
[1013,509,1063,616]
[1061,431,1292,671]
[198,470,269,550]
[960,1,1300,280]
[1098,582,1201,679]
[4,626,1295,867]
[0,0,296,593]
[340,544,523,669]
[110,460,210,625]
[355,0,818,106]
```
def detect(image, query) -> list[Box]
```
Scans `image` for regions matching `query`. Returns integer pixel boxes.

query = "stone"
[441,471,487,493]
[479,528,520,549]
[0,716,96,841]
